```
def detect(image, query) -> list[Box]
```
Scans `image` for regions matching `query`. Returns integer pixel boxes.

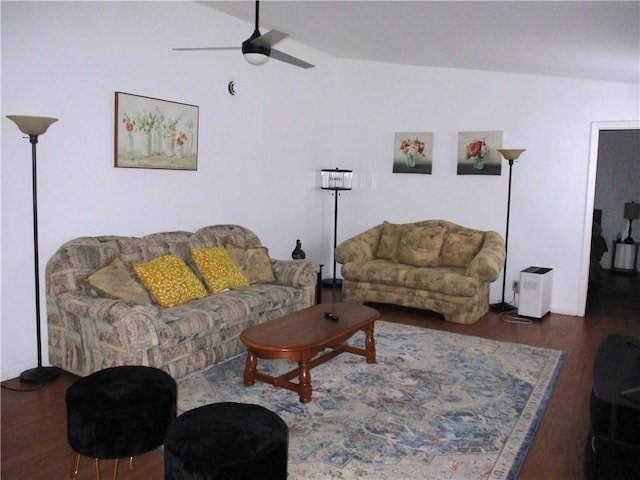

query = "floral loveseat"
[334,220,505,325]
[46,225,319,379]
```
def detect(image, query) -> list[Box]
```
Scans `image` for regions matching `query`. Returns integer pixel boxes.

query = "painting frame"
[457,130,503,175]
[115,91,199,170]
[393,132,434,174]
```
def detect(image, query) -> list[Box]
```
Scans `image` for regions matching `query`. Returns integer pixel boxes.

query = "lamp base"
[321,278,343,288]
[490,301,517,313]
[20,366,60,384]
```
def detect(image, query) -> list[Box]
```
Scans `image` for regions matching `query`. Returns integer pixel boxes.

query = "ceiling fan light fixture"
[243,52,269,66]
[242,34,270,66]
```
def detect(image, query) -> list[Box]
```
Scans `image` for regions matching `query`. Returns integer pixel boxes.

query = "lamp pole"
[7,115,60,383]
[491,149,526,313]
[321,168,353,288]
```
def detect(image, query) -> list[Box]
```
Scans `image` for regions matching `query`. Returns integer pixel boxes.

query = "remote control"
[324,312,339,321]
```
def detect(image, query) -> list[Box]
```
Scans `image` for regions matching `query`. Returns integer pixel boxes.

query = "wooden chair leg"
[94,458,101,480]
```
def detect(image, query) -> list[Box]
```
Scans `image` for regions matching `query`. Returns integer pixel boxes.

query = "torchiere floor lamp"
[7,115,60,383]
[321,168,353,288]
[490,148,526,313]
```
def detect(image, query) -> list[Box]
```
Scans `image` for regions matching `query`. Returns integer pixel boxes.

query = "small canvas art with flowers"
[457,131,503,175]
[393,132,434,174]
[115,92,199,170]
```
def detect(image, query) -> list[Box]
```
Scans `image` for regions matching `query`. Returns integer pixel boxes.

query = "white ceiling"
[200,1,640,83]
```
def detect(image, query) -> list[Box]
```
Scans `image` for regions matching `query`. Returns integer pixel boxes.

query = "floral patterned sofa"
[46,225,319,379]
[334,220,505,325]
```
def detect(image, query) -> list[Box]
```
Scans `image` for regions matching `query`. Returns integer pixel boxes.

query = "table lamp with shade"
[623,202,640,244]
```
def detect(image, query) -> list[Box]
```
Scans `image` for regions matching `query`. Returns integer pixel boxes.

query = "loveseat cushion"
[438,231,484,267]
[405,267,481,297]
[395,225,446,267]
[375,221,404,260]
[342,260,481,297]
[341,259,413,286]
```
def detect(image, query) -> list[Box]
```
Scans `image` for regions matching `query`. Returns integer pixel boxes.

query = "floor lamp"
[490,148,526,313]
[321,168,353,288]
[7,115,60,383]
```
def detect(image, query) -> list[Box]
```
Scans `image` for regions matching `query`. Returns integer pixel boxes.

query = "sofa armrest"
[271,259,319,288]
[335,224,383,264]
[466,231,506,283]
[52,291,162,352]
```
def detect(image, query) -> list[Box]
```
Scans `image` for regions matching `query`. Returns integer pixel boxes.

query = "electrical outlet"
[512,280,520,293]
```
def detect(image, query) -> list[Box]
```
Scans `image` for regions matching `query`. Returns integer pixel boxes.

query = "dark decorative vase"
[292,239,306,259]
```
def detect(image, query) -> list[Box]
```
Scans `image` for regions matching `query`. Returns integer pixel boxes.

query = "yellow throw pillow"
[191,247,250,293]
[133,255,207,307]
[225,243,276,284]
[86,256,152,304]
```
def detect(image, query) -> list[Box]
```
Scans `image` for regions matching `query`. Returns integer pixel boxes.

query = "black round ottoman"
[66,365,177,478]
[164,402,288,480]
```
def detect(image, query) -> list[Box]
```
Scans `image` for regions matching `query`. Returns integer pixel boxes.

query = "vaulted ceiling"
[201,1,640,83]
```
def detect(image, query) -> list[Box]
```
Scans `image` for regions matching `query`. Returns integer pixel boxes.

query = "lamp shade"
[321,169,353,190]
[7,115,58,136]
[624,202,640,220]
[497,149,526,161]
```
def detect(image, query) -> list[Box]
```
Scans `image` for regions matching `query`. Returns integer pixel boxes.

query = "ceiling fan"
[173,1,314,69]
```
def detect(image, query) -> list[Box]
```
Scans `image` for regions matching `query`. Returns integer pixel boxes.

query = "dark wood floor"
[2,271,639,480]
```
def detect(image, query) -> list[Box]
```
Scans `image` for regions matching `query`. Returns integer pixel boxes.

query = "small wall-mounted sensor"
[228,81,237,95]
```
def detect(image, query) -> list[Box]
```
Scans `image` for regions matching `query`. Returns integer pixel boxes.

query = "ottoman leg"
[71,452,80,479]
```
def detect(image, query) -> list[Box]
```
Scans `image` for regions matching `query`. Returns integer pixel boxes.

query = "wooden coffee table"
[240,302,380,403]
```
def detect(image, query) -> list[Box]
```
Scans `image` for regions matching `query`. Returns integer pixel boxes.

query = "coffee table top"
[240,302,379,354]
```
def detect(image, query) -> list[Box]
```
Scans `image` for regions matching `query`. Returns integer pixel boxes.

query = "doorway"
[579,121,640,317]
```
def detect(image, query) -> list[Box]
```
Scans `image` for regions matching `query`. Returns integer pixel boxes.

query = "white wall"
[2,1,638,380]
[1,1,335,380]
[330,60,639,318]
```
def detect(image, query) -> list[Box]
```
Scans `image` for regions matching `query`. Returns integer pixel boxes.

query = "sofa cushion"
[375,221,404,260]
[225,243,276,284]
[191,247,250,293]
[395,225,446,267]
[405,267,481,297]
[134,255,208,307]
[439,231,484,267]
[86,256,151,304]
[341,259,413,286]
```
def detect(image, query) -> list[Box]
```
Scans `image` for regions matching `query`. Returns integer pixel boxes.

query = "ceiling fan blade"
[252,29,288,48]
[173,47,241,51]
[270,49,315,69]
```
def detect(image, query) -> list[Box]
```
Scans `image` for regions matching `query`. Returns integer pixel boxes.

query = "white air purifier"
[518,267,553,319]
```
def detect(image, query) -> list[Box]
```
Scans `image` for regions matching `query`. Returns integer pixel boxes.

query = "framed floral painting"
[457,131,503,175]
[115,92,199,170]
[393,132,434,174]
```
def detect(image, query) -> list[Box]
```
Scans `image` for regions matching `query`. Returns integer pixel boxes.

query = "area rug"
[177,321,565,480]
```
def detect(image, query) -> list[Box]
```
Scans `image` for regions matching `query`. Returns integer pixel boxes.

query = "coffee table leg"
[244,351,257,386]
[298,359,312,403]
[364,323,376,363]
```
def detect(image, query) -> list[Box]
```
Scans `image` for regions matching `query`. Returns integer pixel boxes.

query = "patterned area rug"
[177,321,565,480]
